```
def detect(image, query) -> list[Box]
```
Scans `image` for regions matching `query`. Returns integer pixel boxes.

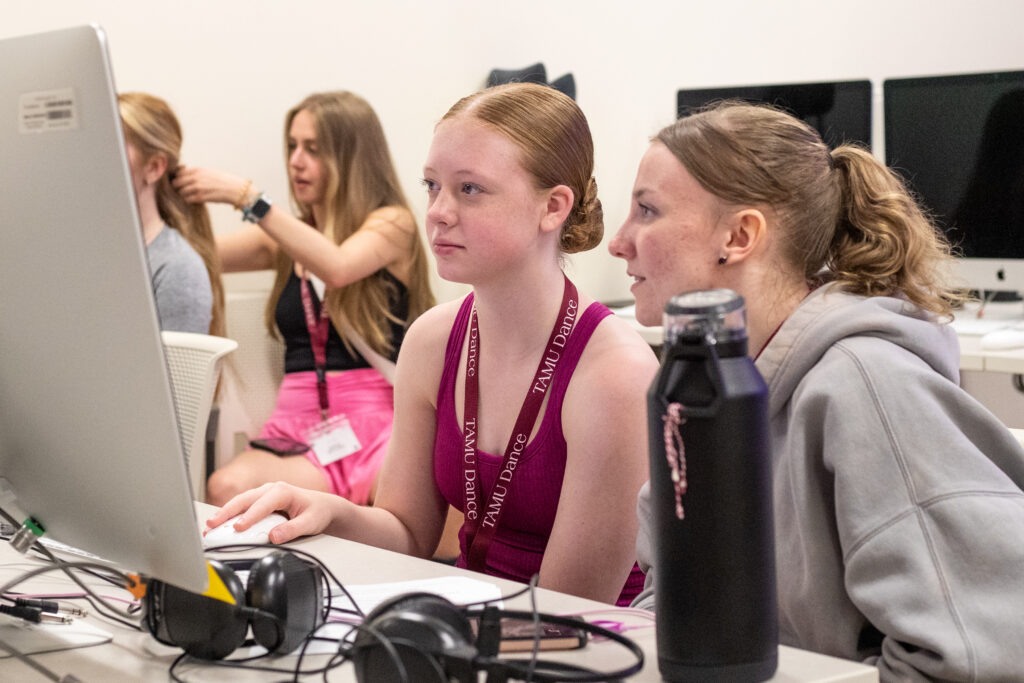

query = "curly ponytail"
[828,146,965,316]
[560,176,603,253]
[656,101,967,317]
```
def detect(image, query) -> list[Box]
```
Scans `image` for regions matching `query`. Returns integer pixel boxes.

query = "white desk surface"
[0,503,878,682]
[612,302,1024,374]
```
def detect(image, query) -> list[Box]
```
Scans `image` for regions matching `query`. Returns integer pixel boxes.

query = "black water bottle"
[647,289,777,682]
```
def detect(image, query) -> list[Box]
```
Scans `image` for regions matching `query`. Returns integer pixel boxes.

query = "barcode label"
[19,88,79,133]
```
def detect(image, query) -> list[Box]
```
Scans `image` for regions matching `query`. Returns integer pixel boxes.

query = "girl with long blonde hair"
[119,92,224,336]
[175,91,433,507]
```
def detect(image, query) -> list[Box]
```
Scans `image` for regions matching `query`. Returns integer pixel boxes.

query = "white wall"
[4,0,1022,304]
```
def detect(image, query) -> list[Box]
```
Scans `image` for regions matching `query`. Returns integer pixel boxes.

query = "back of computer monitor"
[676,79,873,151]
[0,24,207,592]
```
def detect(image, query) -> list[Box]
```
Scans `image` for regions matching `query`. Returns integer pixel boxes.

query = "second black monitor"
[676,80,873,151]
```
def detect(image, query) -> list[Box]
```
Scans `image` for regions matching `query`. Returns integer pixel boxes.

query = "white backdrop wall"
[4,0,1022,305]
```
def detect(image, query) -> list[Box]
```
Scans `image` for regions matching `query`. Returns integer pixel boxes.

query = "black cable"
[204,542,358,618]
[0,560,139,629]
[470,611,647,682]
[0,505,139,629]
[339,619,411,683]
[157,543,373,683]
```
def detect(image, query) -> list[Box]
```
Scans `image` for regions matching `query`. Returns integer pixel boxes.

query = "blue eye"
[461,182,481,195]
[637,202,655,218]
[421,178,438,193]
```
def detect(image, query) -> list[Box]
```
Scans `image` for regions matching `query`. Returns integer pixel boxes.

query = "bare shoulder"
[403,297,463,350]
[559,304,659,417]
[395,297,467,394]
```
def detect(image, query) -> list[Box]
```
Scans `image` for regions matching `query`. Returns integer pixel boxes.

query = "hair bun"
[561,176,603,253]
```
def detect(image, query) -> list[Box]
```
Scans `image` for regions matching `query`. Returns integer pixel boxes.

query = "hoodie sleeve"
[816,336,1024,682]
[630,481,658,612]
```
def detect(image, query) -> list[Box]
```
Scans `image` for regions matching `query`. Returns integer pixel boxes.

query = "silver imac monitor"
[884,70,1024,298]
[0,24,207,592]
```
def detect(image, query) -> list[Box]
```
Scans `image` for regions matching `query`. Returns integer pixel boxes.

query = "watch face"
[251,196,272,218]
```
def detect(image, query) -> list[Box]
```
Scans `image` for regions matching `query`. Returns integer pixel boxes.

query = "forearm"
[540,526,637,603]
[216,227,275,272]
[251,204,352,285]
[323,497,427,557]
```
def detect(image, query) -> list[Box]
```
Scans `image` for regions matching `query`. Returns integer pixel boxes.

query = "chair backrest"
[161,331,238,500]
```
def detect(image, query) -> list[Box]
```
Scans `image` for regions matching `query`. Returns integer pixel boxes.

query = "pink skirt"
[259,368,393,504]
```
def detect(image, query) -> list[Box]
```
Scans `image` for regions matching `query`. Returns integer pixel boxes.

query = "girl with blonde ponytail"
[119,93,224,336]
[612,101,1024,681]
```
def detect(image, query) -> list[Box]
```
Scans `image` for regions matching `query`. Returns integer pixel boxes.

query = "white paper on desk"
[237,575,504,658]
[0,615,112,657]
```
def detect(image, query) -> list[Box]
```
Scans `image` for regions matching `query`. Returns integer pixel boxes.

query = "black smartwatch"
[242,193,272,223]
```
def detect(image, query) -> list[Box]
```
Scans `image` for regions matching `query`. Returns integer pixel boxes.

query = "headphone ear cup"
[353,592,476,683]
[246,551,324,654]
[143,559,248,660]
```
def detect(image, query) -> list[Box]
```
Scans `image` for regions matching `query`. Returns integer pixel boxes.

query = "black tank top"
[276,270,409,374]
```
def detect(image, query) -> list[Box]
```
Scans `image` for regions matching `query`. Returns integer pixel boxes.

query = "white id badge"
[306,414,361,466]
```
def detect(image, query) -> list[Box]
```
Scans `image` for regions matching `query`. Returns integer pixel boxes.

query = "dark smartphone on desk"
[248,437,310,456]
[471,615,588,653]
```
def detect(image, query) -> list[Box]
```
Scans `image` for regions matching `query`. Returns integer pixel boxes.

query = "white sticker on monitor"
[19,88,78,133]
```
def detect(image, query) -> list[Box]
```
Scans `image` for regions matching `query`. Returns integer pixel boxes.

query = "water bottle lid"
[663,289,748,346]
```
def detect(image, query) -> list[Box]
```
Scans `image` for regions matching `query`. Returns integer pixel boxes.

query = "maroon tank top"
[433,293,644,605]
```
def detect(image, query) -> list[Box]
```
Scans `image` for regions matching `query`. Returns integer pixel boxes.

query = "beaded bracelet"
[232,179,253,211]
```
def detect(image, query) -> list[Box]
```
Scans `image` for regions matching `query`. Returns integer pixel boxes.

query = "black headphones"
[143,550,325,660]
[351,592,644,682]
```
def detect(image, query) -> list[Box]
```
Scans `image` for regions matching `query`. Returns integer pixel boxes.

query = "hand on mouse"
[205,482,342,544]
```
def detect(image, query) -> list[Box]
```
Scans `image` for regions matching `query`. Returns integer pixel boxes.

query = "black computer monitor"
[884,70,1024,296]
[0,25,207,592]
[676,79,873,151]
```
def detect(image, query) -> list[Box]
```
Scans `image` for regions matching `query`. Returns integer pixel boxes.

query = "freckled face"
[422,116,548,284]
[608,142,727,326]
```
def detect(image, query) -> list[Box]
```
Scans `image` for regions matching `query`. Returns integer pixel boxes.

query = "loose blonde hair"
[266,91,434,356]
[119,92,225,337]
[656,100,967,317]
[441,82,604,254]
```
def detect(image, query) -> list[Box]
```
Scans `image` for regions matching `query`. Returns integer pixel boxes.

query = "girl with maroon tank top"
[434,292,646,605]
[204,83,657,607]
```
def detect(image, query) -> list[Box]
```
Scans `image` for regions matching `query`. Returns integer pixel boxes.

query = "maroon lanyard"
[462,274,579,571]
[299,276,330,420]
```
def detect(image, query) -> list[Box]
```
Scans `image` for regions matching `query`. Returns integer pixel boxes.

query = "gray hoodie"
[634,284,1024,682]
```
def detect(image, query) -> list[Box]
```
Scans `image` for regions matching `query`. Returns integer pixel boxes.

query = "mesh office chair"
[161,331,238,501]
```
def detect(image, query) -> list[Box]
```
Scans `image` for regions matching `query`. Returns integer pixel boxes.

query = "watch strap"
[242,193,272,223]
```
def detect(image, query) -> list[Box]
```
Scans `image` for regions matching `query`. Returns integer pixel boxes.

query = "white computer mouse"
[202,512,288,548]
[979,327,1024,351]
